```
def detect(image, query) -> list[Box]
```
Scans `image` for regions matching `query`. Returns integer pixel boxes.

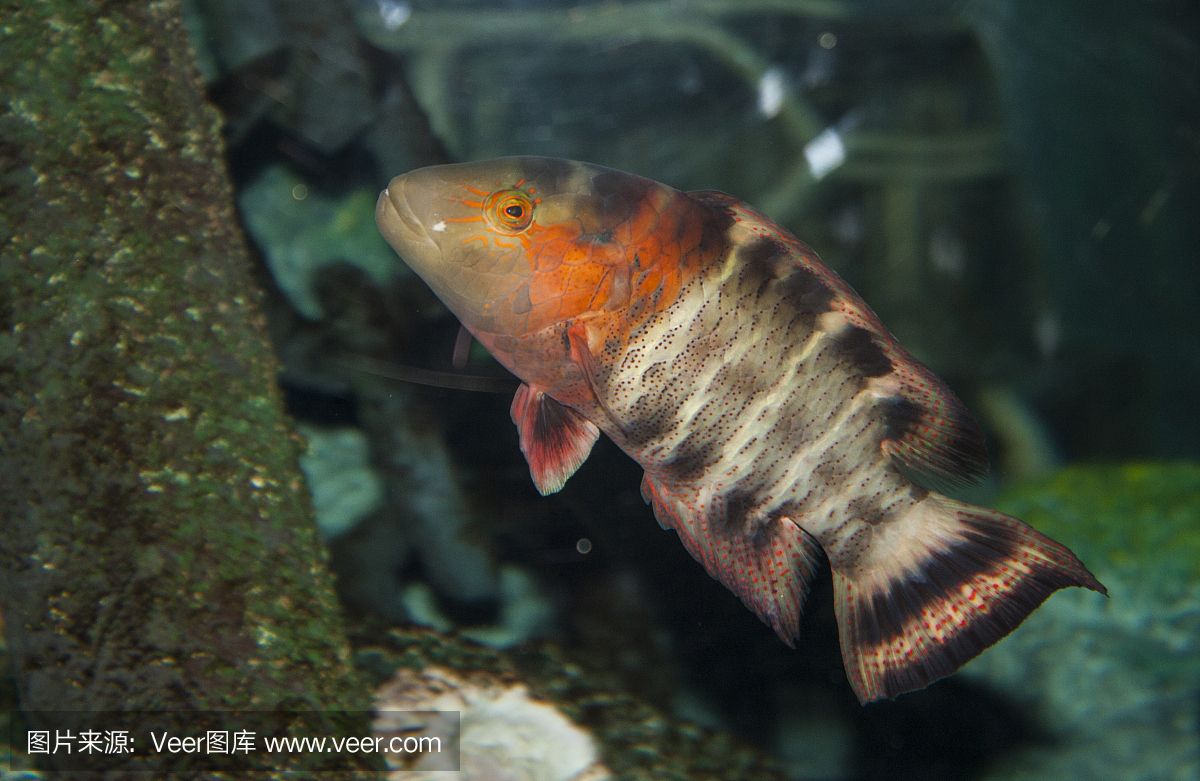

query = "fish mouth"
[376,177,436,251]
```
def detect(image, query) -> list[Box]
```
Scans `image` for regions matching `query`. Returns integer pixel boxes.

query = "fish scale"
[376,155,1106,703]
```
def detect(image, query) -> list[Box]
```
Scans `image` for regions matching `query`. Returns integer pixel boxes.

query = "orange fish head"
[376,156,675,343]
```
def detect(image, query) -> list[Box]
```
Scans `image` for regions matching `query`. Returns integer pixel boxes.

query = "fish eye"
[484,189,535,233]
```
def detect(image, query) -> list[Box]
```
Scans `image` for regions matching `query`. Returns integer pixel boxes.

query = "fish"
[375,156,1105,703]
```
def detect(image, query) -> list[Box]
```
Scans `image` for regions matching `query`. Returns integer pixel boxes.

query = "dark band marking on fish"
[854,530,1026,648]
[739,235,791,270]
[661,433,720,481]
[741,236,839,315]
[719,488,762,532]
[520,155,579,192]
[845,495,888,528]
[622,399,676,449]
[881,395,989,485]
[831,325,893,379]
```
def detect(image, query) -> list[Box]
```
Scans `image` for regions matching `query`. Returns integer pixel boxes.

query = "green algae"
[966,462,1200,780]
[997,462,1200,584]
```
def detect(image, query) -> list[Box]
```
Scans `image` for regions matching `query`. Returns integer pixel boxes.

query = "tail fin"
[830,493,1105,703]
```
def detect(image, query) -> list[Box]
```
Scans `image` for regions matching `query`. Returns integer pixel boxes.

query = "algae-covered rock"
[998,463,1200,584]
[355,628,787,781]
[963,463,1200,780]
[1,0,379,771]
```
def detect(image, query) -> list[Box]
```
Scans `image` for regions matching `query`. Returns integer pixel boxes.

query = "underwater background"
[2,0,1198,779]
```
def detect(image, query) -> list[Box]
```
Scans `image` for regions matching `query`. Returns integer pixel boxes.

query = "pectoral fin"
[511,383,600,495]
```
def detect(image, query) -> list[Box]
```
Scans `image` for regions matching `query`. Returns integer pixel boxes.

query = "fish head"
[376,156,678,343]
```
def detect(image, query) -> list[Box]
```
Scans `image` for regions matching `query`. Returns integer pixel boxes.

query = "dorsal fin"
[510,383,600,495]
[877,348,989,487]
[641,474,823,644]
[689,189,864,303]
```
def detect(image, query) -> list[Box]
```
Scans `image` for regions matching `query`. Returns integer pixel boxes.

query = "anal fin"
[641,475,823,644]
[511,383,600,495]
[828,493,1105,703]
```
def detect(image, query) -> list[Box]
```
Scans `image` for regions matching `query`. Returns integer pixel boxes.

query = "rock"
[401,566,555,650]
[238,164,400,320]
[375,665,612,779]
[297,423,384,538]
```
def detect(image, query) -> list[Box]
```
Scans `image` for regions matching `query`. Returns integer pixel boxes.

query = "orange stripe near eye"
[444,215,484,224]
[463,185,490,197]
